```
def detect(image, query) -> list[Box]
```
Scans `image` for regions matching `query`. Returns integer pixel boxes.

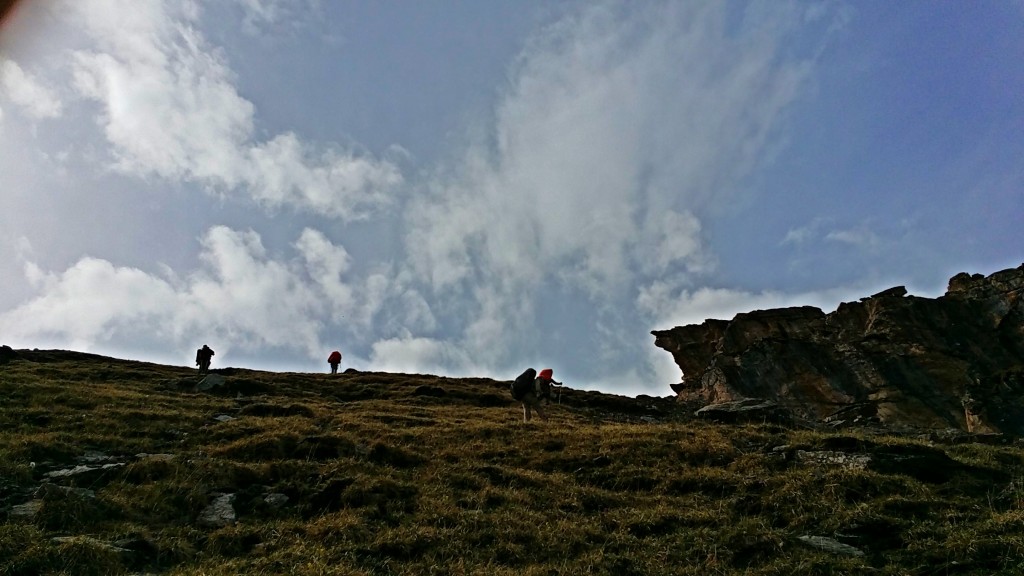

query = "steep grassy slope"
[2,350,1023,575]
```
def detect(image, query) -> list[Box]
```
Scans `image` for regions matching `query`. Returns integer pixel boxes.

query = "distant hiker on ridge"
[328,350,342,374]
[195,345,215,374]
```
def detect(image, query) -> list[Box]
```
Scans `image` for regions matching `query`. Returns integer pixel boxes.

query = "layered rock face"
[652,265,1024,433]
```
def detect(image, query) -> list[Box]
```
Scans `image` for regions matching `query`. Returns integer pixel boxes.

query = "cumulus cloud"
[369,335,484,377]
[0,225,382,362]
[0,58,63,119]
[64,0,401,220]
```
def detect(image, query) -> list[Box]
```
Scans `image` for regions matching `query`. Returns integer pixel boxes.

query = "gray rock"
[134,453,175,461]
[264,493,289,508]
[796,535,865,557]
[213,414,235,422]
[198,493,236,527]
[44,462,124,481]
[51,536,131,554]
[9,500,42,518]
[694,398,789,424]
[35,483,96,499]
[795,450,872,471]
[196,374,226,391]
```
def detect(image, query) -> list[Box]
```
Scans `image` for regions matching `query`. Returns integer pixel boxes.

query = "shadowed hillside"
[2,349,1024,575]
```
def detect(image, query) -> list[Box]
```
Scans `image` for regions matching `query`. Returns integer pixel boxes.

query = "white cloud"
[825,226,881,248]
[400,1,832,377]
[369,335,484,377]
[64,0,401,220]
[637,281,864,330]
[0,225,367,361]
[0,1,850,395]
[782,217,883,250]
[0,59,63,119]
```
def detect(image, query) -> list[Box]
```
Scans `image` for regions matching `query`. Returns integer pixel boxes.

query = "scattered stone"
[51,536,132,554]
[198,493,236,527]
[795,450,872,471]
[80,451,114,464]
[796,535,865,557]
[9,500,42,518]
[35,483,96,499]
[44,462,125,482]
[135,453,175,461]
[213,414,235,422]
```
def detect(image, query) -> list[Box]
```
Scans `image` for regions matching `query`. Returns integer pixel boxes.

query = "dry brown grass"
[2,349,1024,574]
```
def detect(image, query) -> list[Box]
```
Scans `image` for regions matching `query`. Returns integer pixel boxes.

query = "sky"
[0,0,1021,397]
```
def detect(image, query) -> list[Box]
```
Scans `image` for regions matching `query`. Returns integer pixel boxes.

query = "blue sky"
[1,0,1021,396]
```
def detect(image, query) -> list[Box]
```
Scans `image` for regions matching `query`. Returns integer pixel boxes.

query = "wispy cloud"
[399,1,837,380]
[782,217,883,250]
[825,226,881,249]
[0,58,62,119]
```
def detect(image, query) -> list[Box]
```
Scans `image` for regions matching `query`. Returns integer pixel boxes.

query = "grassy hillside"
[2,349,1023,575]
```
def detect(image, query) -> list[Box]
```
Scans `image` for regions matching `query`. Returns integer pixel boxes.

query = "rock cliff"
[652,264,1024,434]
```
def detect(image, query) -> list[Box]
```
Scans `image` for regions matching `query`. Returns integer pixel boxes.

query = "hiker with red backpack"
[327,350,342,374]
[536,368,562,405]
[510,367,562,422]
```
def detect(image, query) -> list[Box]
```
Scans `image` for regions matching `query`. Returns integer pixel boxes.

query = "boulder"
[196,374,226,391]
[198,493,236,527]
[654,265,1024,433]
[0,345,18,364]
[694,398,790,424]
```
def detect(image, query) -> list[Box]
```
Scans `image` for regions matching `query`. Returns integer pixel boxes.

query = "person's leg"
[523,402,532,422]
[535,403,548,422]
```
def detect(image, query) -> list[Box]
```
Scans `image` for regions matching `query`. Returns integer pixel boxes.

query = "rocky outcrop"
[653,264,1024,434]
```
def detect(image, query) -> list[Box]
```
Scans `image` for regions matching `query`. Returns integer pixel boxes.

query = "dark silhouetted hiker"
[511,368,547,422]
[536,368,563,404]
[328,350,342,374]
[195,345,215,374]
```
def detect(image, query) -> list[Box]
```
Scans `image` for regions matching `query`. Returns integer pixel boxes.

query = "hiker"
[327,350,342,374]
[511,368,548,422]
[195,345,215,374]
[536,368,563,405]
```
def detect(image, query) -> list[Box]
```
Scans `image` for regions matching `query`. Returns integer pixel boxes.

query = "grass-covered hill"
[2,348,1023,575]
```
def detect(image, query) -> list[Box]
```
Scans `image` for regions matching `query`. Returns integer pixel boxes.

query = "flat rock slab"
[198,493,236,527]
[797,535,865,557]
